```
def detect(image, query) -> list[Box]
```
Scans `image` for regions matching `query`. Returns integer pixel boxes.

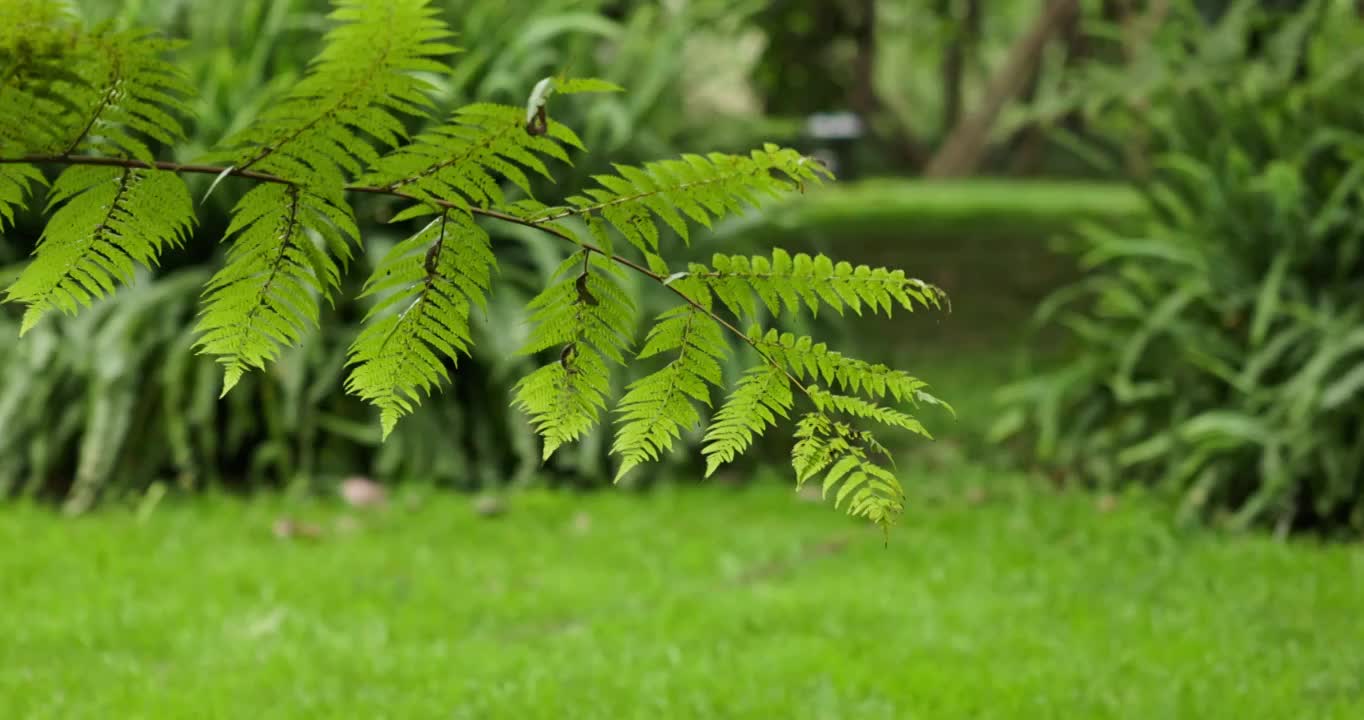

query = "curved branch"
[2,152,813,399]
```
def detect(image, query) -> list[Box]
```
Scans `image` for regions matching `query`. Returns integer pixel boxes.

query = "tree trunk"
[849,0,879,119]
[940,0,981,134]
[925,0,1081,178]
[1010,2,1084,176]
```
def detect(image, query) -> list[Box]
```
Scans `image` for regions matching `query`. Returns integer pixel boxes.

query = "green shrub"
[994,6,1364,533]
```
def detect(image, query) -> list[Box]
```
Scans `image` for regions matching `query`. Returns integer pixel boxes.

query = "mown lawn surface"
[3,469,1362,720]
[713,178,1143,247]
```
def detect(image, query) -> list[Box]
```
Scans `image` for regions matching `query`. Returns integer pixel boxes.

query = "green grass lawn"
[713,178,1144,245]
[3,469,1361,719]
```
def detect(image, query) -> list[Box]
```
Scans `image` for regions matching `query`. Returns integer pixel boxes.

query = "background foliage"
[2,0,1360,534]
[1,0,794,502]
[994,1,1364,533]
[0,0,940,526]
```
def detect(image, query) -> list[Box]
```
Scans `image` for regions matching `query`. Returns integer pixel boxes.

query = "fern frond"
[513,251,636,459]
[5,166,194,334]
[56,31,195,161]
[751,327,946,408]
[701,364,793,476]
[361,103,580,208]
[0,0,73,35]
[1,23,197,331]
[793,414,905,527]
[0,163,44,229]
[694,249,945,320]
[0,1,88,155]
[207,0,456,188]
[1,22,193,160]
[194,184,356,393]
[345,207,495,437]
[612,304,728,480]
[532,144,832,256]
[809,387,932,438]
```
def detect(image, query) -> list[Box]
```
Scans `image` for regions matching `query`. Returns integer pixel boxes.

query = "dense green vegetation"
[997,3,1364,533]
[4,470,1362,719]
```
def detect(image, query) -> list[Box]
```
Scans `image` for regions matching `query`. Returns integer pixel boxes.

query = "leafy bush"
[994,5,1364,533]
[0,0,949,526]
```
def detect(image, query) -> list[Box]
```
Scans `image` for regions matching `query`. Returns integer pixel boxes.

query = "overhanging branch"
[1,152,812,398]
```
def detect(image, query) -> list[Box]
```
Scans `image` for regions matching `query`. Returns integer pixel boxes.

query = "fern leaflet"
[752,328,950,410]
[513,251,636,460]
[1,21,195,332]
[530,145,831,257]
[55,31,195,161]
[194,183,356,393]
[5,166,194,334]
[345,207,495,437]
[613,301,729,480]
[206,0,456,188]
[810,387,932,438]
[0,163,43,229]
[0,22,193,160]
[362,103,582,208]
[701,364,793,476]
[693,249,945,320]
[793,413,905,526]
[0,1,87,155]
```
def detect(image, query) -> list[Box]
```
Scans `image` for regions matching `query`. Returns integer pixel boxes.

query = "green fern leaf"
[345,207,495,437]
[1,12,193,159]
[513,251,635,459]
[701,364,793,477]
[698,249,945,320]
[792,414,904,527]
[194,183,356,393]
[1,2,91,153]
[532,144,832,255]
[751,327,947,408]
[1,22,199,332]
[612,304,728,480]
[362,103,580,207]
[0,0,73,36]
[206,0,456,188]
[5,166,194,334]
[0,163,44,229]
[809,387,932,437]
[59,31,195,161]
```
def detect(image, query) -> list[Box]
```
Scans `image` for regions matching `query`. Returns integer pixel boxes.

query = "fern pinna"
[0,0,948,527]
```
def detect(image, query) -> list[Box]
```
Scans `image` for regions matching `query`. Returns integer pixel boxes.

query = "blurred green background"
[2,1,1363,717]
